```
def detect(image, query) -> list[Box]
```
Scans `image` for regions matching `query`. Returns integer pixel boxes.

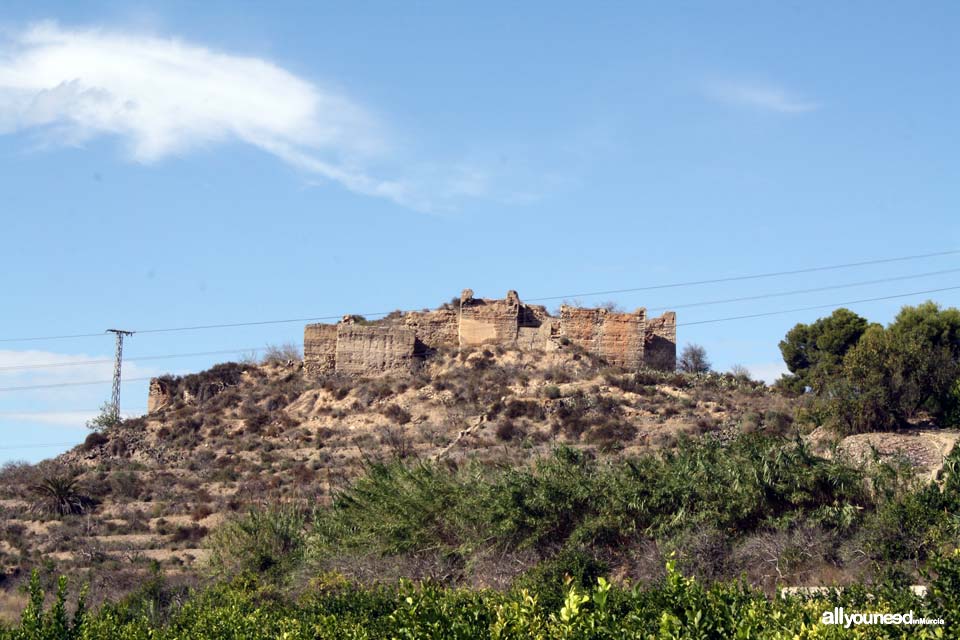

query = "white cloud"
[0,348,146,381]
[705,79,820,114]
[0,349,157,412]
[0,22,434,208]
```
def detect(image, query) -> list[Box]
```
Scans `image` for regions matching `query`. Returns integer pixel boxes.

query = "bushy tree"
[823,302,960,433]
[678,343,710,374]
[778,308,869,392]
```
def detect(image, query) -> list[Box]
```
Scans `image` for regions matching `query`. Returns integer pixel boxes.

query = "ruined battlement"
[302,289,676,378]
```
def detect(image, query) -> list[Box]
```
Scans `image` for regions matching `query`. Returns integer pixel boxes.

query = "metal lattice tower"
[106,329,134,420]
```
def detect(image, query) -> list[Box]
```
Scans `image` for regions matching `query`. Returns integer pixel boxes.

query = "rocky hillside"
[0,341,955,616]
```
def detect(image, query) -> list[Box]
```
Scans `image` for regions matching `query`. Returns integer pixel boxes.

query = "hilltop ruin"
[303,289,676,378]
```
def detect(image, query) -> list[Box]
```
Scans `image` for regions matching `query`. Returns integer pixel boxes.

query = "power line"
[0,347,265,372]
[1,248,958,344]
[0,408,144,416]
[0,332,106,344]
[525,248,960,302]
[0,442,78,451]
[0,282,956,392]
[0,377,153,393]
[4,268,959,375]
[0,318,344,344]
[648,267,960,312]
[677,285,960,327]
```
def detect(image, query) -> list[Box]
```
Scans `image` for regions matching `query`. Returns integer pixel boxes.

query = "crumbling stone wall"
[560,306,647,369]
[335,324,416,375]
[517,319,560,351]
[399,308,459,353]
[302,289,676,378]
[644,311,677,371]
[304,323,338,377]
[459,289,522,348]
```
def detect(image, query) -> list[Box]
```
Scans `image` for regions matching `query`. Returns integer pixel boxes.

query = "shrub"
[207,505,306,583]
[381,404,412,425]
[763,410,794,435]
[171,523,209,544]
[542,385,561,399]
[29,473,93,517]
[495,420,522,441]
[109,470,143,501]
[242,407,271,434]
[81,431,109,451]
[86,402,121,432]
[260,343,302,365]
[512,546,608,610]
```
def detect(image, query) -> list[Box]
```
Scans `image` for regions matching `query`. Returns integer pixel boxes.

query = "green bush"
[207,504,307,583]
[4,558,957,638]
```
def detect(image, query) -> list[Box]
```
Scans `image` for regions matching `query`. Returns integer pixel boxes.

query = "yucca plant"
[30,473,92,517]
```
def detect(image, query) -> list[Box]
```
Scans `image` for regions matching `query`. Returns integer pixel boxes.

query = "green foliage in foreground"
[314,435,873,557]
[3,554,958,639]
[305,436,960,593]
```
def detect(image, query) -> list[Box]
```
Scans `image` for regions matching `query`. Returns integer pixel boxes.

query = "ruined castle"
[146,289,676,413]
[303,289,676,377]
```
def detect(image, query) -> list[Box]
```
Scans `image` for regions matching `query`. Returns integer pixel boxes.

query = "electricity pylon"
[106,329,134,421]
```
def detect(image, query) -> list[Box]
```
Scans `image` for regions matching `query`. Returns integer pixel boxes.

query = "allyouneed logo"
[822,607,945,628]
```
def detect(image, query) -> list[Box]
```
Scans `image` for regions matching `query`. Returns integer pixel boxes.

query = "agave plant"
[30,474,92,517]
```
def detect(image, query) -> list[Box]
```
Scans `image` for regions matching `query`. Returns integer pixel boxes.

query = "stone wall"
[334,324,416,375]
[458,289,522,348]
[399,308,459,353]
[644,311,677,371]
[302,289,677,378]
[559,306,647,369]
[303,323,338,377]
[517,319,560,351]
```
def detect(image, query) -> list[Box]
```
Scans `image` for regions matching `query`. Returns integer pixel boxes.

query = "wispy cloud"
[0,349,156,414]
[0,348,153,382]
[0,22,447,209]
[704,79,820,114]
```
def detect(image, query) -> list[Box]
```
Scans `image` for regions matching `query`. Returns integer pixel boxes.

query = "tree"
[729,364,751,381]
[778,308,869,392]
[822,302,960,434]
[678,343,711,374]
[86,402,121,432]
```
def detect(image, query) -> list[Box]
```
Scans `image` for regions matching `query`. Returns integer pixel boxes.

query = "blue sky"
[1,2,958,462]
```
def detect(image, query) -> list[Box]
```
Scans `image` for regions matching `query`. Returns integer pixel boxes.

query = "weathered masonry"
[303,289,676,377]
